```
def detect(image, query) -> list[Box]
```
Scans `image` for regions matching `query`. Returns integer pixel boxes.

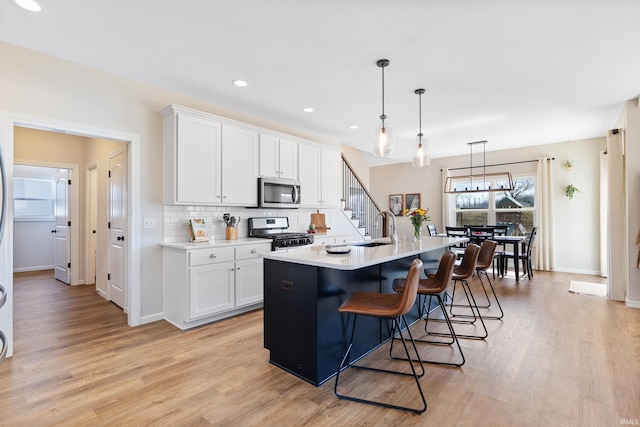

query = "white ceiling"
[1,0,639,165]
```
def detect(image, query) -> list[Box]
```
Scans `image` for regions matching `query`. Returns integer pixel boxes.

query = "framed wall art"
[389,194,403,216]
[405,193,421,211]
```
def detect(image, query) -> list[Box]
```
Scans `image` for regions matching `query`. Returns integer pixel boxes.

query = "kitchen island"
[262,235,466,386]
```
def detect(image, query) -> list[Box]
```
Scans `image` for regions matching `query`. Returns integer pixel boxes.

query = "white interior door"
[53,170,71,284]
[108,150,127,309]
[87,166,97,285]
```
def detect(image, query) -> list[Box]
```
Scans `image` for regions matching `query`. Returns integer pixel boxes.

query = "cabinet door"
[298,144,321,206]
[221,125,259,205]
[235,258,264,307]
[189,261,235,319]
[259,133,279,178]
[320,149,341,208]
[176,114,222,204]
[278,138,298,180]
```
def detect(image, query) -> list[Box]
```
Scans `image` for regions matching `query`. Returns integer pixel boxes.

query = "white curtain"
[607,129,626,301]
[441,168,452,231]
[534,158,554,270]
[599,150,608,277]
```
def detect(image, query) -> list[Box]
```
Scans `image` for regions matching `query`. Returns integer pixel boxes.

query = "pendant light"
[412,88,431,167]
[443,140,514,193]
[372,59,395,157]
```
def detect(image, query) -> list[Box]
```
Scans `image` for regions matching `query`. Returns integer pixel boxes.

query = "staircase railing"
[341,155,385,239]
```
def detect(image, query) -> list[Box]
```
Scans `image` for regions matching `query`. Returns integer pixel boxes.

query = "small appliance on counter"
[248,217,313,251]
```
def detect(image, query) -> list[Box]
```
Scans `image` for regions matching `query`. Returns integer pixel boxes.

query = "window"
[453,175,535,235]
[13,176,55,221]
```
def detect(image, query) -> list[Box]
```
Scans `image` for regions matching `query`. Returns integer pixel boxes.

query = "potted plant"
[562,159,574,171]
[565,184,581,199]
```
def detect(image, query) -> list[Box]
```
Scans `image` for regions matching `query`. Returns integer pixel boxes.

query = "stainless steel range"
[248,217,313,250]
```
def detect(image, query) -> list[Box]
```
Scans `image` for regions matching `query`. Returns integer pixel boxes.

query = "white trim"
[140,312,165,325]
[552,267,602,276]
[13,265,54,273]
[0,111,142,329]
[625,298,640,309]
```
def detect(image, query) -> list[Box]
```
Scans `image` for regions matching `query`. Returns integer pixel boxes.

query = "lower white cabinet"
[163,241,271,330]
[311,234,357,247]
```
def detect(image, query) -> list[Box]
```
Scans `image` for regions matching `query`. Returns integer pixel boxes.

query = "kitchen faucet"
[375,210,397,244]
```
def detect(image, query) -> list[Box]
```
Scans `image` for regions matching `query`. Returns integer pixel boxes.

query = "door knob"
[51,230,57,233]
[117,236,125,241]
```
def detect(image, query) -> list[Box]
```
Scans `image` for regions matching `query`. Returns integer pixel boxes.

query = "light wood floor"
[0,269,638,426]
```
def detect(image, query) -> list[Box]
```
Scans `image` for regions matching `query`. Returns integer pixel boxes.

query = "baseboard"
[140,312,164,325]
[551,267,601,276]
[13,265,54,273]
[625,298,640,309]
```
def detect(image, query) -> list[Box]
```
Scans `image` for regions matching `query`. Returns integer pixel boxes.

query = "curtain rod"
[443,157,554,172]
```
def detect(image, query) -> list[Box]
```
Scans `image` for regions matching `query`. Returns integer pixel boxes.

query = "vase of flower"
[404,207,430,241]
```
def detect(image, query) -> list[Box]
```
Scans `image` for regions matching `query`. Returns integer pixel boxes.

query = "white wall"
[13,221,55,272]
[370,137,606,275]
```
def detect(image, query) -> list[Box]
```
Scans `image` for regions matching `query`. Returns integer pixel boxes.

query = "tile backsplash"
[163,205,354,243]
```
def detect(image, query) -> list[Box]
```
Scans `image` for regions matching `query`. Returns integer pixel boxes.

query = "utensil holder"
[225,227,238,240]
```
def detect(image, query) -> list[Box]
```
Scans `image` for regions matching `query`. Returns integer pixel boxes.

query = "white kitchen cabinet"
[163,108,222,204]
[189,261,235,319]
[298,143,341,208]
[162,105,259,206]
[311,234,357,247]
[259,134,298,180]
[163,241,271,330]
[221,125,259,205]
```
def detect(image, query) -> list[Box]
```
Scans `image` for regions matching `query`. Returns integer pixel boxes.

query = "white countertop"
[262,236,467,270]
[162,237,271,250]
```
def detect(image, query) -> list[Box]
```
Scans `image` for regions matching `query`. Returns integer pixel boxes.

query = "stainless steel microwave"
[258,177,301,208]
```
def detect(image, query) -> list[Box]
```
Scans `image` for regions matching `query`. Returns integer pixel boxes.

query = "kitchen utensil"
[223,213,230,226]
[229,216,236,227]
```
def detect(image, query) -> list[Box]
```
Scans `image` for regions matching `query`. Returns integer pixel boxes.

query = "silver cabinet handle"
[0,284,6,310]
[250,249,257,254]
[0,330,7,366]
[209,254,217,258]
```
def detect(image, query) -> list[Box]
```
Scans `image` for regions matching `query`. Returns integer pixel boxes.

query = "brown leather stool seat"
[334,259,427,414]
[391,251,464,366]
[445,244,488,339]
[472,240,504,319]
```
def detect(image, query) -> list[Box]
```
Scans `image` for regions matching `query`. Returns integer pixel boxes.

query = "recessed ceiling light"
[349,125,359,129]
[13,0,42,12]
[232,80,248,87]
[302,107,314,113]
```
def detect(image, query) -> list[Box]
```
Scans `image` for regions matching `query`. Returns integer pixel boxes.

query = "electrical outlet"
[143,218,156,229]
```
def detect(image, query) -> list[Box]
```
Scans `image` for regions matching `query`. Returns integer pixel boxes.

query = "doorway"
[0,113,142,364]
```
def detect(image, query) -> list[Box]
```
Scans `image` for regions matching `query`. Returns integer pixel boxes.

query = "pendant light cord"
[380,64,386,126]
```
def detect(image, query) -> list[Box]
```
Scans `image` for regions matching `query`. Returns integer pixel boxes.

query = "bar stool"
[391,251,464,367]
[444,244,488,340]
[334,259,426,414]
[473,240,504,320]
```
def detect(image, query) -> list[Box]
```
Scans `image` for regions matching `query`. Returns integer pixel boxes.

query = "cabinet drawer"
[189,247,235,266]
[236,243,272,260]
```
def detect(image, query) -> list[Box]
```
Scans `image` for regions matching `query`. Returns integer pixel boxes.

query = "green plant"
[562,159,574,170]
[565,184,581,199]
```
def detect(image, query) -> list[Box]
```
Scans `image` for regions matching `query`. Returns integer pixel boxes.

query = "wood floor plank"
[0,269,639,426]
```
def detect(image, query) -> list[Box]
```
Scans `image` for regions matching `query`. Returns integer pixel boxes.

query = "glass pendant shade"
[372,59,394,157]
[412,139,431,167]
[372,121,395,157]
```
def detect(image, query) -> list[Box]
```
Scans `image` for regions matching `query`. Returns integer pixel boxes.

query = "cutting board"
[311,210,330,233]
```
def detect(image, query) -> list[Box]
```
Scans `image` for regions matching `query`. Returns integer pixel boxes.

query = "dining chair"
[427,224,438,236]
[334,259,427,414]
[390,251,464,367]
[468,226,495,245]
[445,226,469,257]
[501,226,537,279]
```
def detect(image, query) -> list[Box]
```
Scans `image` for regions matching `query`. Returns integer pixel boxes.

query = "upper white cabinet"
[163,104,340,208]
[259,134,298,180]
[162,105,258,206]
[298,143,341,208]
[221,125,259,205]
